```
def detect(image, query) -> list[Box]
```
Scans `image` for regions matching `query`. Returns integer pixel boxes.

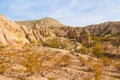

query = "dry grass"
[21,53,42,75]
[54,54,71,66]
[0,46,119,80]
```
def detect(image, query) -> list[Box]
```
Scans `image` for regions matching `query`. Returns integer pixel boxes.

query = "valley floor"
[0,46,120,80]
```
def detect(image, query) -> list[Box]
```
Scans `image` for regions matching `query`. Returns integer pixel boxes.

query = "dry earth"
[0,46,119,80]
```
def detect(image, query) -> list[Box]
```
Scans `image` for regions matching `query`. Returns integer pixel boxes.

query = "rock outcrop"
[0,14,56,45]
[0,14,120,46]
[78,28,91,44]
[0,14,29,45]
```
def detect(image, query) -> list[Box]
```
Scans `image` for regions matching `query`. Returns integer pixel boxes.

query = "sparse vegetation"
[43,38,59,48]
[54,54,71,66]
[93,63,103,80]
[92,45,105,58]
[21,53,42,75]
[0,14,120,80]
[80,46,87,54]
[101,57,112,66]
[111,37,120,53]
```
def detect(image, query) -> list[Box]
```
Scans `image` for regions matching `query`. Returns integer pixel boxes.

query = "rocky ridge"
[15,17,64,28]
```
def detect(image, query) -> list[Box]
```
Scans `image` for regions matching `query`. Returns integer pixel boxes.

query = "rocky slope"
[0,14,29,45]
[86,22,120,36]
[0,15,58,45]
[15,16,120,37]
[0,14,120,48]
[0,14,120,80]
[15,16,120,42]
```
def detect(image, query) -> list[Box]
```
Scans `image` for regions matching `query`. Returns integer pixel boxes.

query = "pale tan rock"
[0,14,29,45]
[0,75,14,80]
[16,17,64,28]
[26,75,48,80]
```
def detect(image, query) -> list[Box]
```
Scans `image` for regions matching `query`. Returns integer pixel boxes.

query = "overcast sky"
[0,0,120,26]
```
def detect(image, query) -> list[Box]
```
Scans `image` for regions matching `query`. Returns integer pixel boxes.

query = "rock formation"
[0,14,29,45]
[78,28,91,44]
[0,13,120,46]
[86,22,120,36]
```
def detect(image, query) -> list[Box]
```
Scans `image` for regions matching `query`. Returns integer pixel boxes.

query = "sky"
[0,0,120,26]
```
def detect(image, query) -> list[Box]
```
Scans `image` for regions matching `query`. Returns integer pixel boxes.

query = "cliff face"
[0,14,29,45]
[0,15,57,45]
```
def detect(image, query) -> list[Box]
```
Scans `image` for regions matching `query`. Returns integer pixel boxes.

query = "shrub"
[80,46,87,54]
[93,64,103,80]
[21,53,42,75]
[101,57,112,66]
[92,45,104,58]
[54,54,71,66]
[110,37,120,53]
[62,54,71,65]
[43,39,59,48]
[0,63,9,74]
[114,62,120,71]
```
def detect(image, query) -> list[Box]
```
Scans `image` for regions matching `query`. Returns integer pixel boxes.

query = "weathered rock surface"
[78,28,91,44]
[0,14,29,45]
[86,22,120,36]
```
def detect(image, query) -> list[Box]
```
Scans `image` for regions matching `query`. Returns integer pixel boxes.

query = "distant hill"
[86,22,120,36]
[15,17,120,36]
[0,14,120,45]
[15,17,64,28]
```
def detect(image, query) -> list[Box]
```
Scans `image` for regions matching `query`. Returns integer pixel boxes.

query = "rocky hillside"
[0,14,29,45]
[86,22,120,36]
[15,16,120,39]
[0,15,58,45]
[0,14,120,80]
[15,17,64,28]
[0,14,120,46]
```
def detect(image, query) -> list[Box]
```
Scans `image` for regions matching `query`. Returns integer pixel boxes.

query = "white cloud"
[48,0,120,26]
[47,0,79,18]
